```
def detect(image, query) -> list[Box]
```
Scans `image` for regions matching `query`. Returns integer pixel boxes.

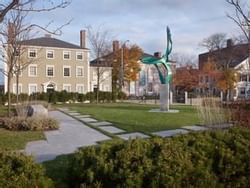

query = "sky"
[29,0,242,58]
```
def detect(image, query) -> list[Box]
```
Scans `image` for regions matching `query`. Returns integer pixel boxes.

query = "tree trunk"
[96,67,100,104]
[16,72,19,104]
[7,73,11,117]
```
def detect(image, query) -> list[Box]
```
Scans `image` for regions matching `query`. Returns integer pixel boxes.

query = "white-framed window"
[76,52,83,60]
[63,84,71,92]
[63,66,71,77]
[28,64,37,77]
[28,84,38,95]
[63,51,71,60]
[13,84,22,94]
[76,66,84,77]
[46,50,54,59]
[13,65,22,77]
[76,84,84,94]
[46,65,54,77]
[28,49,37,58]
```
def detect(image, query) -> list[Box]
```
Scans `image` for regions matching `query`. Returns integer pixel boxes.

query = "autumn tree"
[173,64,199,93]
[112,44,142,92]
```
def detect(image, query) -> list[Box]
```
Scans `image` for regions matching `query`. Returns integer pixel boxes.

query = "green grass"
[64,103,200,133]
[0,128,45,150]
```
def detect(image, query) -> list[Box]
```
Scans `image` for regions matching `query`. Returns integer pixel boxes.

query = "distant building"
[198,40,250,99]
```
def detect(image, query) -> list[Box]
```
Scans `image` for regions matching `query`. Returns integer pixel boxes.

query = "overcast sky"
[30,0,241,57]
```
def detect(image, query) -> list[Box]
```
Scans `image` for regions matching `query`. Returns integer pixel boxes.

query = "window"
[46,65,54,77]
[239,87,246,95]
[28,84,37,95]
[76,84,84,94]
[28,65,37,77]
[63,84,71,92]
[241,74,247,82]
[63,51,71,60]
[13,84,22,94]
[76,66,84,77]
[28,49,37,58]
[76,52,83,60]
[63,66,71,77]
[46,50,54,59]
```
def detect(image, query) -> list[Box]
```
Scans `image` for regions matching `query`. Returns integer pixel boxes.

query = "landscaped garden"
[64,103,201,133]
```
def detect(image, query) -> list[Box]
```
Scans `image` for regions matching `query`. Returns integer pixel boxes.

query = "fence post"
[185,91,188,105]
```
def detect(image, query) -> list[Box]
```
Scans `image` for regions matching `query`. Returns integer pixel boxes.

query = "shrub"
[226,100,250,127]
[0,150,53,188]
[68,127,250,188]
[2,116,59,131]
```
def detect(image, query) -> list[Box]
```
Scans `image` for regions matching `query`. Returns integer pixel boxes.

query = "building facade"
[4,31,112,95]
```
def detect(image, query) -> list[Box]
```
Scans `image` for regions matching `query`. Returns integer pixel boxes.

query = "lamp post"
[120,40,129,92]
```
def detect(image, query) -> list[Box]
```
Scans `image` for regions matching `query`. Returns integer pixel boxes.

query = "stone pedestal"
[160,84,169,111]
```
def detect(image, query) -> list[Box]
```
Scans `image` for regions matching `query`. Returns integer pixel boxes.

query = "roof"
[19,37,88,50]
[90,52,154,67]
[199,42,250,70]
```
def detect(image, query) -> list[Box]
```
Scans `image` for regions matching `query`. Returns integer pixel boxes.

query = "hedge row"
[0,151,53,188]
[68,127,250,188]
[0,91,127,104]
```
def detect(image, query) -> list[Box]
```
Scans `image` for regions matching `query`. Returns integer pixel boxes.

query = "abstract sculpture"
[141,27,173,111]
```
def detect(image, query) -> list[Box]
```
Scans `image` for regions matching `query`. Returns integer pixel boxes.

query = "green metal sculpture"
[142,26,172,84]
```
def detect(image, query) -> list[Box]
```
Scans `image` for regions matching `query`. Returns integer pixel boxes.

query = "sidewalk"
[25,111,110,163]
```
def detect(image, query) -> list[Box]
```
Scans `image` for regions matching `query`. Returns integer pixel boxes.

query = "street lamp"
[120,40,129,91]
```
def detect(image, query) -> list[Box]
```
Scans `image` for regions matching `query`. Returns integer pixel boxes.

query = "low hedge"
[0,150,53,188]
[69,127,250,188]
[1,116,59,131]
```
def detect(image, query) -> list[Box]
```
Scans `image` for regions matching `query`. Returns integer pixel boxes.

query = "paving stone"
[153,129,189,137]
[25,111,110,163]
[89,121,113,127]
[68,112,81,116]
[74,114,91,118]
[205,123,234,129]
[80,117,98,123]
[117,132,150,140]
[182,125,208,131]
[98,126,125,134]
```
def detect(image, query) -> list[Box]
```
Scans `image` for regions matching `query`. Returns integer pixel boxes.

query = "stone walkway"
[24,108,233,163]
[25,111,110,163]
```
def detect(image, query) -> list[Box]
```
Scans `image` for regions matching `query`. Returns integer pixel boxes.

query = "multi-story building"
[4,30,112,95]
[198,40,250,99]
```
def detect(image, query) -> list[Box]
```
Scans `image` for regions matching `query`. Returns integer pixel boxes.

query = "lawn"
[0,128,45,150]
[0,106,45,150]
[66,103,200,133]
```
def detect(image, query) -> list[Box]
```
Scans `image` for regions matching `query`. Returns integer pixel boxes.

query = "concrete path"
[25,111,110,163]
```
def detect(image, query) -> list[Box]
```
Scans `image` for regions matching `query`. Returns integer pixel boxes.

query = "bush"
[1,116,59,131]
[0,150,53,188]
[226,100,250,127]
[68,127,250,188]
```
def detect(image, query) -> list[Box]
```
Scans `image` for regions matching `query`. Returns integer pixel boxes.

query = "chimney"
[7,22,15,43]
[113,40,119,52]
[227,39,233,48]
[154,52,161,58]
[44,34,51,38]
[80,30,86,48]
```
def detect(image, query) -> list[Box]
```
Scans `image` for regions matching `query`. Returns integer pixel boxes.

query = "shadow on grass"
[43,154,73,188]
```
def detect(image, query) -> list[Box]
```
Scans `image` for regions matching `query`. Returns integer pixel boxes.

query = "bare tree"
[0,0,71,24]
[87,25,113,103]
[0,2,71,116]
[170,52,197,68]
[199,33,227,52]
[226,0,250,42]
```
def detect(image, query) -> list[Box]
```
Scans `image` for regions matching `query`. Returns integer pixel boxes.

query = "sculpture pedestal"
[160,84,169,111]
